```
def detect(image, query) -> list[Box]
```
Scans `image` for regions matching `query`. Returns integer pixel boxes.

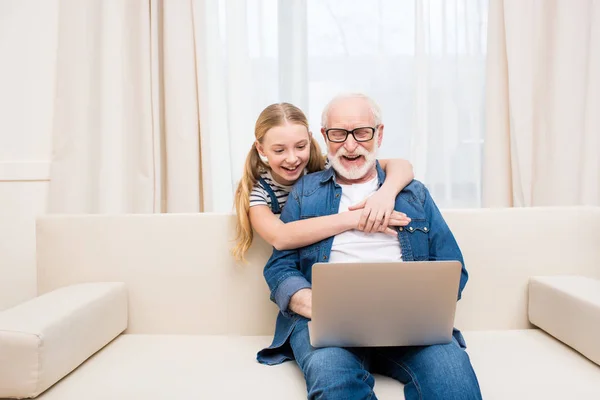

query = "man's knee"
[414,342,481,399]
[302,347,374,400]
[303,347,362,375]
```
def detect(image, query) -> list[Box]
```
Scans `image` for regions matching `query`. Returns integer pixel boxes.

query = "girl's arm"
[350,158,414,233]
[378,158,414,196]
[249,205,409,251]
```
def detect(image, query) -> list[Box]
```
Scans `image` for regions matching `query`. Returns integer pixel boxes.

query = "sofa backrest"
[36,207,600,335]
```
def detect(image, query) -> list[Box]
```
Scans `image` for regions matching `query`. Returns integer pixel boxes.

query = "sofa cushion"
[33,334,401,399]
[0,283,127,399]
[466,330,600,399]
[35,210,600,336]
[529,275,600,366]
[35,330,600,400]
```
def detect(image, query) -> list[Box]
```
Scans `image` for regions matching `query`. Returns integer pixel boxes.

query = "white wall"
[0,0,58,310]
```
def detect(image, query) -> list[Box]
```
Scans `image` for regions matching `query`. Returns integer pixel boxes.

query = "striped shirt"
[249,159,330,214]
[249,170,293,214]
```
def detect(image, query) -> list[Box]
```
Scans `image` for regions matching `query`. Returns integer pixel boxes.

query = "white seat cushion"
[36,334,403,399]
[466,330,600,399]
[35,330,600,400]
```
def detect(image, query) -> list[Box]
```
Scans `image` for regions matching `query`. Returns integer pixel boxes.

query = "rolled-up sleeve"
[273,275,312,316]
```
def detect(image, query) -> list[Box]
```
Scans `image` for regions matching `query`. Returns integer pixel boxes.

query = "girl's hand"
[347,208,411,236]
[387,211,411,228]
[349,187,407,233]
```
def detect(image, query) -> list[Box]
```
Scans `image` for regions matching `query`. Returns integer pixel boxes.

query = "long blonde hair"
[233,103,325,261]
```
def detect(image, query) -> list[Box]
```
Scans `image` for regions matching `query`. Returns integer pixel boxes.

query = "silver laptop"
[308,260,462,348]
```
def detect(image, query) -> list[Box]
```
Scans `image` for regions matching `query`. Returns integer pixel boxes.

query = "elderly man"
[257,93,482,400]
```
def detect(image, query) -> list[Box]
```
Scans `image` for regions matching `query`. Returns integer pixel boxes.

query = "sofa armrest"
[529,276,600,366]
[0,282,127,399]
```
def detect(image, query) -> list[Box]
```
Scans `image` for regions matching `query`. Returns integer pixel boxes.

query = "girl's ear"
[255,141,269,164]
[255,141,265,156]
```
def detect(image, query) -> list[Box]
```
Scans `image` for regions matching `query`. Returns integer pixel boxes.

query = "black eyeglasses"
[325,127,377,143]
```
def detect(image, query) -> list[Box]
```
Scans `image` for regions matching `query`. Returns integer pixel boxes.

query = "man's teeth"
[344,155,360,160]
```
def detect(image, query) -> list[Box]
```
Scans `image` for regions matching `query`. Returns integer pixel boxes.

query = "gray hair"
[320,93,382,128]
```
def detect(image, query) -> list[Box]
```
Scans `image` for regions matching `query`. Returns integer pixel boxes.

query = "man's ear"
[377,124,384,147]
[321,127,327,142]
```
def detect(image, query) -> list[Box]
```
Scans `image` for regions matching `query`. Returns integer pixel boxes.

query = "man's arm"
[422,186,469,300]
[262,183,312,318]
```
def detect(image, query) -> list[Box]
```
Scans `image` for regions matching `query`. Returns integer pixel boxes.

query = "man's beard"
[328,140,378,181]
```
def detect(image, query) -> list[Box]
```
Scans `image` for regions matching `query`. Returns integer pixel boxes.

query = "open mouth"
[281,165,301,174]
[342,155,364,163]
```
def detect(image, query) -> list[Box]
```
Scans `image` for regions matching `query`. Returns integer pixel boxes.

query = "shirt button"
[409,227,414,231]
[335,194,340,198]
[423,227,428,231]
[323,255,328,260]
[399,227,403,231]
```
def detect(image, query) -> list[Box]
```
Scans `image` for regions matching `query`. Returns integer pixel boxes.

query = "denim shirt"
[257,162,469,365]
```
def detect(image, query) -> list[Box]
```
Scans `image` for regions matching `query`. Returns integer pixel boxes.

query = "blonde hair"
[233,103,325,261]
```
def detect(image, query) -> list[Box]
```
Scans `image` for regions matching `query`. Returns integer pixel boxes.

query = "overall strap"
[257,176,281,214]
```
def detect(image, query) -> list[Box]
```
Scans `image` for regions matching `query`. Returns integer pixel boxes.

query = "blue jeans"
[290,319,482,400]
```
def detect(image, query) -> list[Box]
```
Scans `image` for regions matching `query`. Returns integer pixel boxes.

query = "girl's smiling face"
[257,123,312,185]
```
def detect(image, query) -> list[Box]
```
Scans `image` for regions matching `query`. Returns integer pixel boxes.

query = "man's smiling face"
[321,96,384,183]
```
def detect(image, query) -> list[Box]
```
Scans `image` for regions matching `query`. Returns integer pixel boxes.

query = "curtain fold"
[157,0,203,212]
[407,0,488,208]
[483,0,600,207]
[48,0,203,214]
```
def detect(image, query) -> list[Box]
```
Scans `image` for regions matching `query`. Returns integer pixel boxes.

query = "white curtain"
[48,0,489,213]
[198,0,489,211]
[484,0,600,207]
[49,0,203,213]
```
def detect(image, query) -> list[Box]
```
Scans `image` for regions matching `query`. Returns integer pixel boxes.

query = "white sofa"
[2,207,600,399]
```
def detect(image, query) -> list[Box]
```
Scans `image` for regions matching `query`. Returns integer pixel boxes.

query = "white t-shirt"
[329,177,403,263]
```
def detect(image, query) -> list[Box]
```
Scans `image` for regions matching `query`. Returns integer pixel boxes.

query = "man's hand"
[349,187,411,233]
[289,288,312,319]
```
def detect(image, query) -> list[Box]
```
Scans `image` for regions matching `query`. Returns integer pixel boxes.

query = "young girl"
[233,102,414,261]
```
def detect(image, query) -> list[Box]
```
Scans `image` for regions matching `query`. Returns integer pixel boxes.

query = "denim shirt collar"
[319,160,386,187]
